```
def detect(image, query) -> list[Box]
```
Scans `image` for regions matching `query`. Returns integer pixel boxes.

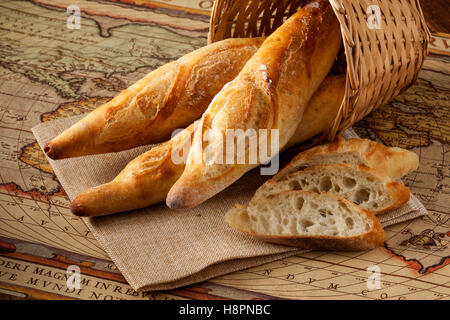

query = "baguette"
[44,37,264,160]
[70,75,345,216]
[253,164,410,214]
[71,122,196,217]
[225,190,385,251]
[167,1,342,209]
[274,138,419,181]
[286,75,345,148]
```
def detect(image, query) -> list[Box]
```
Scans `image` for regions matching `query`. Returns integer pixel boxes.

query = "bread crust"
[275,137,419,181]
[167,1,342,209]
[71,122,196,217]
[286,75,345,148]
[384,181,411,212]
[45,38,264,160]
[225,191,385,251]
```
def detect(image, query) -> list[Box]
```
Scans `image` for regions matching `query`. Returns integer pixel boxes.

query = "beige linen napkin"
[32,116,428,292]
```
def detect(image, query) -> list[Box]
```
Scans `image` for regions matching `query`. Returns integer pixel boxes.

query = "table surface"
[0,0,448,300]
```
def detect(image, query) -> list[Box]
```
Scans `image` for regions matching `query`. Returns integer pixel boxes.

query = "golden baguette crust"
[45,38,264,160]
[275,138,419,181]
[385,181,411,212]
[286,75,345,148]
[253,163,411,215]
[69,76,345,216]
[71,122,196,217]
[167,1,342,209]
[225,191,385,251]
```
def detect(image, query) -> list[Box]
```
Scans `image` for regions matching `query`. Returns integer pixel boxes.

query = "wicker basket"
[208,0,430,141]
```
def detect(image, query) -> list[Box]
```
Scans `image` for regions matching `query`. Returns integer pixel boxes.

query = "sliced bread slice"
[254,164,410,214]
[276,138,419,181]
[225,190,385,251]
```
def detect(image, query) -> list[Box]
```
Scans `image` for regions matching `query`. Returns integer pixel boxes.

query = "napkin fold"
[32,115,427,291]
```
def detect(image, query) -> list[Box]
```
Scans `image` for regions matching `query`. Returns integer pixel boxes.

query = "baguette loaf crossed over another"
[167,0,342,209]
[71,76,345,217]
[253,164,410,215]
[71,122,197,217]
[225,191,385,251]
[45,37,264,160]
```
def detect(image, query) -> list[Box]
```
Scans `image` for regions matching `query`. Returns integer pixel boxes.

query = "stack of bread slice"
[225,138,419,250]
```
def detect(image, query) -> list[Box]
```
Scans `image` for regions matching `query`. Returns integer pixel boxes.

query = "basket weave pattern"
[208,0,430,140]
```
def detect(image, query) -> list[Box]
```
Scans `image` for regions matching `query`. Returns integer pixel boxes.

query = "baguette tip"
[44,142,58,160]
[70,200,91,217]
[166,189,193,209]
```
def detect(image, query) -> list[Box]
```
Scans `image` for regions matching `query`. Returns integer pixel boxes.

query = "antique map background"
[0,0,448,300]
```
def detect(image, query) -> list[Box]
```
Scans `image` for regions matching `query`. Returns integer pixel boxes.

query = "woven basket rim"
[208,0,430,142]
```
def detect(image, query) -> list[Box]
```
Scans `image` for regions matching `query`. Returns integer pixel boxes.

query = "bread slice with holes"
[225,190,385,251]
[275,138,419,181]
[253,164,410,215]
